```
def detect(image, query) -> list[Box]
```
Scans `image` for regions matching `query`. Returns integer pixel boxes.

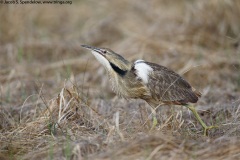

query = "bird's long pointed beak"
[81,44,103,54]
[81,44,95,50]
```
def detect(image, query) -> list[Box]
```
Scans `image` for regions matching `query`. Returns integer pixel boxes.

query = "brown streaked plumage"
[81,44,217,135]
[144,62,202,107]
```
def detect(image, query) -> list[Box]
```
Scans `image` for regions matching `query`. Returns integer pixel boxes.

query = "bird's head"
[81,45,131,76]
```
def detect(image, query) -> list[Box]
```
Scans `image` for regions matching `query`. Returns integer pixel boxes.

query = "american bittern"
[82,45,216,135]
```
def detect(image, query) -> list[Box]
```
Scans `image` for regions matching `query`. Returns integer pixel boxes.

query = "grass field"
[1,0,240,159]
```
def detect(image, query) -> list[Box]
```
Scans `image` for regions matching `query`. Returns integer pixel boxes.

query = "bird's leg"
[150,107,158,130]
[145,103,158,130]
[186,105,218,136]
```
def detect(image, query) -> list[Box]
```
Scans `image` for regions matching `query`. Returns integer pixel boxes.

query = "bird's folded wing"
[145,62,199,104]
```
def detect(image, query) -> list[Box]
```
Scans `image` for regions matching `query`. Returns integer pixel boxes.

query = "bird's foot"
[203,125,218,136]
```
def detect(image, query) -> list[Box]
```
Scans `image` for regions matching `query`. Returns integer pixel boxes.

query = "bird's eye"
[102,50,107,54]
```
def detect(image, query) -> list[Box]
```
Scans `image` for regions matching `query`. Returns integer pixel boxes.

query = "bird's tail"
[192,87,202,98]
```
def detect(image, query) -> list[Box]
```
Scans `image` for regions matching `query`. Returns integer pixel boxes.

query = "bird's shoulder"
[131,60,153,84]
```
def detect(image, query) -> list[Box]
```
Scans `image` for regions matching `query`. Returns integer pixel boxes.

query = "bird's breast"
[108,71,150,99]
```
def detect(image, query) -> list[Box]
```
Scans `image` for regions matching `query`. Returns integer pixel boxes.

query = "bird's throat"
[91,51,111,70]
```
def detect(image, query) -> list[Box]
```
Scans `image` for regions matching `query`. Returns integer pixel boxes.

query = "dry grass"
[0,0,240,159]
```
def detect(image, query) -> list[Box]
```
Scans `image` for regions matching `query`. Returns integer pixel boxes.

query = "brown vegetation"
[0,0,240,159]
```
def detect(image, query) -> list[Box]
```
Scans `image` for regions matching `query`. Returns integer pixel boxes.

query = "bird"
[81,44,217,136]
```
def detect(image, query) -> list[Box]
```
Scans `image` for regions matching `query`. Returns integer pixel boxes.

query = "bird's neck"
[109,62,128,77]
[108,65,146,99]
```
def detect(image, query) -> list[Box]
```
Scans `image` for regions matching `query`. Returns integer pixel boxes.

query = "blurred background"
[1,0,240,159]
